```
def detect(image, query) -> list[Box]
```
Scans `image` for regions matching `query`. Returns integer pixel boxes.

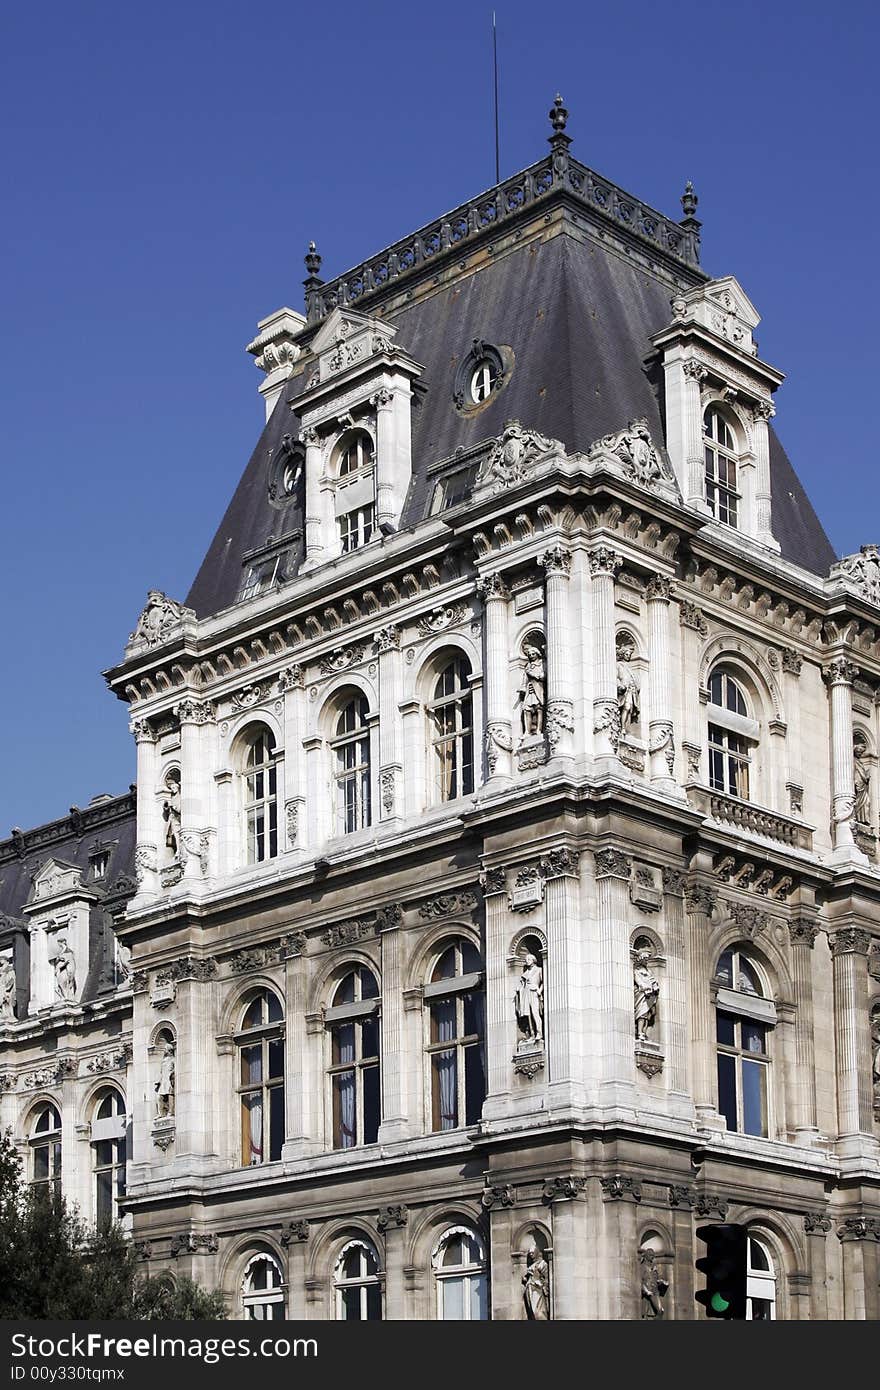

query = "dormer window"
[239,551,288,603]
[453,340,508,414]
[91,851,110,880]
[703,407,740,527]
[334,430,376,555]
[470,359,499,404]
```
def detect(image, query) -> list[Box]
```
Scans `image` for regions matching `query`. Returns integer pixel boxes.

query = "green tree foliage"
[0,1128,225,1320]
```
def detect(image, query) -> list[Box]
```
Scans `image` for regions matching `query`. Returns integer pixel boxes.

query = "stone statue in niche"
[640,1249,669,1318]
[53,938,77,1001]
[633,949,660,1041]
[871,1008,880,1106]
[522,1246,550,1319]
[616,634,641,732]
[516,642,546,738]
[162,771,182,858]
[0,957,16,1020]
[514,952,544,1046]
[155,1042,175,1118]
[853,733,872,825]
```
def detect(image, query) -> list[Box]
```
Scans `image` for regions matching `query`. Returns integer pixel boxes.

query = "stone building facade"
[2,99,880,1319]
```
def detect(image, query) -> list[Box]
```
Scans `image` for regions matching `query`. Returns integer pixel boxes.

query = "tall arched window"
[433,1227,488,1320]
[327,967,380,1149]
[30,1103,61,1197]
[715,947,775,1137]
[91,1089,126,1226]
[334,1239,382,1320]
[241,1253,285,1319]
[746,1236,777,1319]
[243,727,278,864]
[703,406,740,527]
[335,430,376,554]
[237,990,285,1166]
[426,938,485,1132]
[428,657,474,802]
[707,668,754,800]
[333,696,371,834]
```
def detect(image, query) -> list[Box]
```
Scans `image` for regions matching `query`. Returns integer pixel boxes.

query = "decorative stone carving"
[594,848,631,880]
[729,902,768,939]
[481,1184,515,1210]
[162,769,181,860]
[695,1195,729,1219]
[682,358,708,382]
[829,929,871,957]
[510,866,543,912]
[588,546,622,579]
[154,1042,175,1118]
[475,573,510,604]
[169,1232,218,1257]
[156,956,217,984]
[545,699,574,756]
[226,943,283,973]
[480,420,561,490]
[176,699,213,724]
[53,938,77,1001]
[661,867,686,897]
[589,419,671,488]
[277,664,304,692]
[516,639,546,738]
[379,767,396,814]
[542,1175,586,1203]
[179,830,210,878]
[679,602,708,636]
[538,545,572,578]
[514,952,544,1047]
[830,544,880,607]
[485,721,514,775]
[321,919,374,948]
[594,697,621,752]
[633,950,660,1042]
[522,1246,551,1320]
[540,846,580,879]
[781,648,803,676]
[615,633,641,731]
[285,801,299,848]
[0,1074,16,1093]
[803,1213,832,1235]
[871,1005,880,1116]
[319,644,366,674]
[480,867,506,896]
[649,721,675,775]
[374,624,401,653]
[788,920,819,948]
[668,1184,695,1208]
[282,931,308,958]
[376,1205,408,1232]
[600,1175,642,1201]
[645,575,674,603]
[853,731,872,825]
[0,958,16,1021]
[128,591,194,649]
[280,1220,310,1245]
[416,603,468,636]
[630,864,662,912]
[230,684,266,711]
[787,783,804,816]
[836,1217,880,1242]
[85,1047,131,1075]
[513,1053,545,1080]
[639,1249,669,1318]
[417,892,478,920]
[684,882,717,916]
[822,658,857,687]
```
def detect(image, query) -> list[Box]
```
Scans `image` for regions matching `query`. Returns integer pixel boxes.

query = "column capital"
[822,658,857,687]
[374,624,401,653]
[661,867,686,897]
[803,1212,832,1235]
[129,719,157,744]
[538,545,572,577]
[587,545,622,578]
[176,698,214,726]
[278,663,305,691]
[540,846,580,879]
[789,920,820,949]
[475,572,510,603]
[682,358,708,382]
[593,847,631,880]
[684,880,718,917]
[830,928,872,958]
[781,648,803,677]
[645,575,674,603]
[479,867,507,896]
[836,1216,880,1243]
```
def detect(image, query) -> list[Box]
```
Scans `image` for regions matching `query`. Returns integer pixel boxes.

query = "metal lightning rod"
[492,11,500,184]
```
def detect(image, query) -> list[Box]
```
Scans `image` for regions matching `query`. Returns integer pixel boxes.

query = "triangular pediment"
[675,275,761,355]
[29,858,85,904]
[307,307,400,388]
[310,307,397,356]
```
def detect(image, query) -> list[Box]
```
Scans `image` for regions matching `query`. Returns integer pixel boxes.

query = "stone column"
[280,664,307,853]
[378,915,408,1143]
[538,546,574,759]
[588,546,622,759]
[684,876,718,1118]
[830,928,874,1140]
[837,1218,880,1320]
[781,649,804,819]
[750,400,778,551]
[398,698,424,815]
[678,602,709,784]
[541,850,581,1097]
[682,358,708,508]
[599,1178,642,1320]
[376,625,403,822]
[803,1214,831,1319]
[823,659,867,863]
[662,869,689,1097]
[282,1227,310,1318]
[282,942,318,1160]
[484,1194,516,1320]
[543,1178,589,1319]
[302,426,325,565]
[303,735,327,845]
[788,920,819,1138]
[594,848,634,1095]
[131,720,159,895]
[174,962,218,1164]
[476,574,513,780]
[378,1207,409,1320]
[177,699,214,884]
[668,1186,697,1320]
[481,867,511,1114]
[645,575,676,785]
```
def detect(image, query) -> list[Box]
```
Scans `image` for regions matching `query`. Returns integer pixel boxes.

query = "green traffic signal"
[695,1223,748,1320]
[710,1292,731,1313]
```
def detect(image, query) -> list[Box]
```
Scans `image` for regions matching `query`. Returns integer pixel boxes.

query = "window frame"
[242,727,279,865]
[241,1252,286,1320]
[746,1236,777,1320]
[703,406,741,528]
[432,1226,489,1321]
[29,1102,62,1198]
[714,948,773,1138]
[427,657,475,804]
[334,430,376,555]
[331,696,372,836]
[333,1239,383,1321]
[326,968,381,1150]
[236,990,285,1168]
[91,1088,127,1227]
[706,669,758,802]
[425,939,486,1133]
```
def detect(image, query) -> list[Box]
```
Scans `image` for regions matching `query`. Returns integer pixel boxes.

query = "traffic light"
[695,1222,747,1319]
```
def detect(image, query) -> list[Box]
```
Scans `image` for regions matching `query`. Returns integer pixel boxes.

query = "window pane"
[442,1276,465,1321]
[463,991,484,1039]
[432,1051,457,1130]
[333,1072,357,1148]
[242,1094,263,1164]
[742,1059,767,1136]
[716,1012,736,1047]
[269,1083,284,1161]
[464,1042,486,1125]
[333,1023,356,1066]
[241,1045,262,1087]
[268,1039,284,1079]
[360,1015,379,1059]
[717,1053,737,1131]
[34,1146,49,1182]
[741,1020,767,1054]
[341,1287,361,1320]
[750,1298,772,1320]
[470,1273,489,1321]
[366,1282,382,1321]
[430,999,456,1044]
[459,940,481,974]
[362,1062,380,1145]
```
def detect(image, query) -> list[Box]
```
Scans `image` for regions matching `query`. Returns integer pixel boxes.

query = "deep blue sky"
[1,0,877,833]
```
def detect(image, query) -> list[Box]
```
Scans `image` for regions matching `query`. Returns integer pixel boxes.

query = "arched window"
[91,1089,126,1226]
[703,406,739,527]
[426,938,485,1132]
[715,947,774,1137]
[30,1103,61,1197]
[428,657,474,802]
[334,1239,382,1320]
[746,1236,777,1320]
[333,696,371,834]
[237,990,285,1166]
[243,727,278,864]
[241,1253,285,1319]
[707,668,753,800]
[335,431,376,554]
[327,967,380,1149]
[433,1227,488,1320]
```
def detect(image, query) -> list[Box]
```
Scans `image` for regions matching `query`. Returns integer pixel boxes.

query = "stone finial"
[304,240,323,281]
[549,94,569,135]
[681,181,698,220]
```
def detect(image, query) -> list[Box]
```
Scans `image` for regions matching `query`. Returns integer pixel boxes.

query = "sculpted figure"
[0,957,16,1020]
[516,643,546,737]
[522,1246,550,1320]
[633,950,660,1041]
[155,1042,176,1118]
[162,771,182,858]
[515,952,544,1045]
[872,1010,880,1095]
[53,938,77,1001]
[129,591,191,648]
[853,734,872,824]
[484,421,558,488]
[616,636,641,731]
[640,1250,669,1319]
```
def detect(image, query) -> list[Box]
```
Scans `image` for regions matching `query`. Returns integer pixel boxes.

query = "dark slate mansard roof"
[186,152,836,621]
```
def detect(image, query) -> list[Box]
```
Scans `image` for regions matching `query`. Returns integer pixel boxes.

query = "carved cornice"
[593,848,632,880]
[830,929,871,958]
